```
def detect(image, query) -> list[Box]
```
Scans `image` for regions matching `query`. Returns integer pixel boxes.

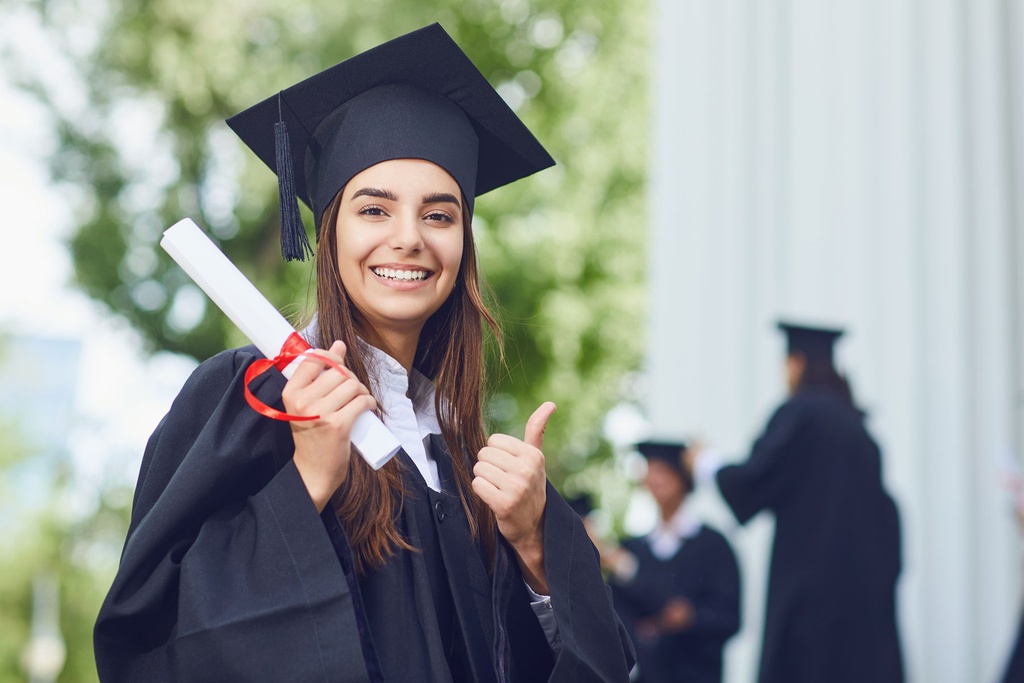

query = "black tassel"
[274,118,313,262]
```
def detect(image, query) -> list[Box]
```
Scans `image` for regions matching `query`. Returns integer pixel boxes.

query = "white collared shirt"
[647,500,701,560]
[362,344,443,491]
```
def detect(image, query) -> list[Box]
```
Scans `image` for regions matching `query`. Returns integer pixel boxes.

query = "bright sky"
[0,19,197,504]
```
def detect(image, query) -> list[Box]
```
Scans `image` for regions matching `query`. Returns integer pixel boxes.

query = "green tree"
[7,0,650,482]
[0,408,128,681]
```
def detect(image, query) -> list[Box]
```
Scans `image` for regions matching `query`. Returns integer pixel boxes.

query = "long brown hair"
[795,356,856,408]
[313,189,500,575]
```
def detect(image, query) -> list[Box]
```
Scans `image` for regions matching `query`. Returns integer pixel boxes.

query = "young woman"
[94,23,633,683]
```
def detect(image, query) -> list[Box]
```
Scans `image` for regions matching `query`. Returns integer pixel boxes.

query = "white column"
[646,1,1023,680]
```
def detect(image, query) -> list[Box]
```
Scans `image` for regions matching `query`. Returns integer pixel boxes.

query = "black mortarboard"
[565,493,594,518]
[636,440,692,488]
[227,23,555,261]
[777,321,845,363]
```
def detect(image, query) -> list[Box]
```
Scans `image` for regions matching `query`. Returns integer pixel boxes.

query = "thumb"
[524,401,557,450]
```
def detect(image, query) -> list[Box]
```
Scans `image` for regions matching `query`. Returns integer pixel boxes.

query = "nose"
[387,211,424,253]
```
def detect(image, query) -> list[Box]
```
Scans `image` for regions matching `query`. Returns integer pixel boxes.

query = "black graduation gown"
[609,526,740,683]
[716,389,904,683]
[93,345,634,682]
[1001,611,1024,683]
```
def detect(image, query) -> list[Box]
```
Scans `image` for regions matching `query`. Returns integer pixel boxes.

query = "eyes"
[357,204,456,225]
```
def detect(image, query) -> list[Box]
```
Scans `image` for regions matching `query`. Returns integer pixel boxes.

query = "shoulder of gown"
[94,345,373,683]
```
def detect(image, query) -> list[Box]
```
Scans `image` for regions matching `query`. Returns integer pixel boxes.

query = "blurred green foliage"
[3,0,649,677]
[0,406,133,683]
[13,0,650,480]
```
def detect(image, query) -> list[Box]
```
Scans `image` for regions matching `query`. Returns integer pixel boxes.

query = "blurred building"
[645,2,1024,682]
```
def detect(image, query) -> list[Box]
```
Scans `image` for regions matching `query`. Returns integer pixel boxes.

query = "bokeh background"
[1,0,1022,681]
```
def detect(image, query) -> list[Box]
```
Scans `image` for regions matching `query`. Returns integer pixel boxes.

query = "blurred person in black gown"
[689,322,904,683]
[600,441,741,683]
[1000,473,1024,683]
[1005,626,1024,683]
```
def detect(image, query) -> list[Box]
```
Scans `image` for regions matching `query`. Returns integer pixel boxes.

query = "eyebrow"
[422,192,461,211]
[351,187,399,202]
[350,187,461,212]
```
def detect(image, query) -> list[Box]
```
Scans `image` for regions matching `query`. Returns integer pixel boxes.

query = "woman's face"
[643,459,687,512]
[335,158,465,342]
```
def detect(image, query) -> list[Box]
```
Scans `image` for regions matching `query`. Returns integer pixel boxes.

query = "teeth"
[373,267,428,281]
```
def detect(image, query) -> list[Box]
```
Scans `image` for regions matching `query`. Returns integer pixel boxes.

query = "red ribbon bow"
[244,332,350,422]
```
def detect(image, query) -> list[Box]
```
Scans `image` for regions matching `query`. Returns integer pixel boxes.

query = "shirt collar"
[361,343,440,433]
[647,499,701,559]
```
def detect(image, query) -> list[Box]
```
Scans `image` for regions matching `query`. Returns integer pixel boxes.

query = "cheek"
[435,232,465,283]
[335,225,376,274]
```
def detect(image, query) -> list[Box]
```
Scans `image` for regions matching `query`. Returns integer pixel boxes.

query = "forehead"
[645,460,679,476]
[344,158,461,195]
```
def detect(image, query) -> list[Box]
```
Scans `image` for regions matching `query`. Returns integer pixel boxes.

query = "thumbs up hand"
[473,402,556,594]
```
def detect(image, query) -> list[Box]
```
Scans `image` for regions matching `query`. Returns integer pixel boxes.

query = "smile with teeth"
[371,267,431,282]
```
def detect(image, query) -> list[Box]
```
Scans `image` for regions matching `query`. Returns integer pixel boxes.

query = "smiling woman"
[333,159,466,358]
[93,23,634,683]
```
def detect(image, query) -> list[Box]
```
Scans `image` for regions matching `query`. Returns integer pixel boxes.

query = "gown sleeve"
[93,347,371,683]
[716,398,811,524]
[686,531,741,640]
[535,486,636,682]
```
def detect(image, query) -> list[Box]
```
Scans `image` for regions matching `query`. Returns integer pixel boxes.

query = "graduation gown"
[1001,611,1024,683]
[609,526,740,683]
[93,345,634,682]
[717,389,903,683]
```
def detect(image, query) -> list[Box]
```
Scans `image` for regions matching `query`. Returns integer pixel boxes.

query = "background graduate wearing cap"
[602,441,740,683]
[689,322,904,683]
[998,479,1024,683]
[93,24,633,683]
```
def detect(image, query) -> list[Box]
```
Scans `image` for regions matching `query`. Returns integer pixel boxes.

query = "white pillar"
[646,1,1024,680]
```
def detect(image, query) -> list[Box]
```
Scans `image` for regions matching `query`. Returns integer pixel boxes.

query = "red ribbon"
[243,332,351,422]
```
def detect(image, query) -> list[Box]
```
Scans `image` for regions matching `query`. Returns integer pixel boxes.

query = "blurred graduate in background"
[999,468,1024,683]
[585,441,741,683]
[689,322,904,683]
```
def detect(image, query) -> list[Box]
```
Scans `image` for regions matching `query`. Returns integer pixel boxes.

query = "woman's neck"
[658,495,685,522]
[358,326,420,375]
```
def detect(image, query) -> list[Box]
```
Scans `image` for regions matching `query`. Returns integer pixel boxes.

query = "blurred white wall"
[646,1,1024,681]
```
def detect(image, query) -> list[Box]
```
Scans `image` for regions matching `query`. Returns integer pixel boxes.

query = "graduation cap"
[227,23,555,261]
[777,321,845,363]
[636,440,692,489]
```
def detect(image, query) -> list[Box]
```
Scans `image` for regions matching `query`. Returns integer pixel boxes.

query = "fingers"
[475,400,554,490]
[290,340,349,386]
[470,471,535,521]
[477,441,543,477]
[470,474,503,508]
[524,401,556,450]
[473,457,529,495]
[282,340,371,418]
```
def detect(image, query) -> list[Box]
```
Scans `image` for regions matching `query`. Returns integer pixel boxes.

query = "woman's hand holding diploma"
[473,401,557,595]
[284,341,378,513]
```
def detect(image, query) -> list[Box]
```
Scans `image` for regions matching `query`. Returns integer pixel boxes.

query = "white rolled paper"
[161,217,400,469]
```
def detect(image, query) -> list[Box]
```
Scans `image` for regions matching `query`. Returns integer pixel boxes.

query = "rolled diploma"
[161,217,400,469]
